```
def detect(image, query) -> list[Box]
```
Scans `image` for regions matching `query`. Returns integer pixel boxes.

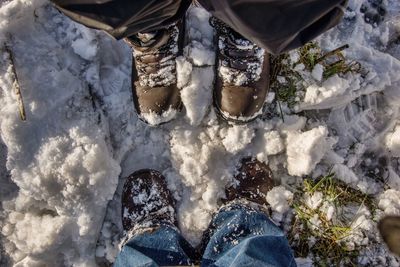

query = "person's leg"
[50,0,191,125]
[115,225,194,266]
[115,169,196,266]
[202,0,346,123]
[201,203,296,267]
[50,0,192,39]
[199,158,296,267]
[202,203,296,267]
[198,0,347,55]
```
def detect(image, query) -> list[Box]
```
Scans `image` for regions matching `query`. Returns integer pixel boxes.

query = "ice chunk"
[264,131,285,156]
[379,189,400,215]
[266,186,293,213]
[303,75,350,105]
[311,64,324,82]
[286,126,334,176]
[385,125,400,157]
[221,125,255,154]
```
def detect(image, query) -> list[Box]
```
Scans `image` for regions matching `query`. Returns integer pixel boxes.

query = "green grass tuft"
[289,173,376,266]
[270,42,362,113]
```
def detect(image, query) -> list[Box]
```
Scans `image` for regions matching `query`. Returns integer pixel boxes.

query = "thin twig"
[316,44,350,64]
[277,98,285,123]
[270,55,285,122]
[4,37,26,121]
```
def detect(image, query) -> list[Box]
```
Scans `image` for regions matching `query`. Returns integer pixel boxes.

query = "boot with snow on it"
[378,215,400,256]
[224,157,276,206]
[197,157,277,256]
[125,20,184,126]
[120,169,177,236]
[117,169,198,266]
[211,18,270,123]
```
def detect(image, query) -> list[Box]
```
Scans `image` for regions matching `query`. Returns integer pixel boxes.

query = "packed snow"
[0,0,400,266]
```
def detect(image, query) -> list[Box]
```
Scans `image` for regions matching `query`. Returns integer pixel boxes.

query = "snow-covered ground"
[0,0,400,266]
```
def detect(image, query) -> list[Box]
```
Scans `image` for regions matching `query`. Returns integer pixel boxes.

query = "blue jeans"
[114,203,297,267]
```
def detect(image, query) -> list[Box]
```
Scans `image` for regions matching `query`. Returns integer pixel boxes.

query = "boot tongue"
[137,32,157,43]
[126,29,168,51]
[128,23,179,88]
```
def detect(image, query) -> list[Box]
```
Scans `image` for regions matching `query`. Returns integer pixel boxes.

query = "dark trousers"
[51,0,346,54]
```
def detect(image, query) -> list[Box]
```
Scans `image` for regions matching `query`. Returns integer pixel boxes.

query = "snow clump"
[266,186,293,214]
[221,125,255,154]
[385,125,400,157]
[378,189,400,215]
[286,126,335,176]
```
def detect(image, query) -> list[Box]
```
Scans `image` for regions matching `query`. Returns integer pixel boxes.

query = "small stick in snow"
[315,44,350,64]
[3,40,27,121]
[270,55,286,122]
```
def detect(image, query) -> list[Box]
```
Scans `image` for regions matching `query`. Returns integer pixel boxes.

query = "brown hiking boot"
[225,157,276,206]
[378,215,400,256]
[121,169,176,232]
[125,21,184,126]
[211,18,270,123]
[197,157,276,255]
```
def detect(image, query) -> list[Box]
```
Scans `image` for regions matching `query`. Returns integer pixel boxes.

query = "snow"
[322,203,335,221]
[385,125,400,157]
[289,51,300,64]
[1,125,120,265]
[331,163,359,184]
[178,8,214,126]
[263,131,285,156]
[303,75,351,107]
[311,63,324,82]
[379,189,400,215]
[221,126,255,154]
[295,257,313,267]
[0,1,121,265]
[169,125,233,242]
[304,192,324,210]
[185,41,215,66]
[286,126,335,176]
[0,0,399,266]
[266,186,293,214]
[140,108,178,126]
[70,26,98,61]
[179,67,214,126]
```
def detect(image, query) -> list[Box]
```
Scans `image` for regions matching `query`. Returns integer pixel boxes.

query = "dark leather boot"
[121,169,176,232]
[225,157,276,206]
[125,21,184,126]
[212,18,270,123]
[197,158,276,255]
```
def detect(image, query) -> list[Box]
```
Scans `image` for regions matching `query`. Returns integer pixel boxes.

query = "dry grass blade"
[3,39,26,121]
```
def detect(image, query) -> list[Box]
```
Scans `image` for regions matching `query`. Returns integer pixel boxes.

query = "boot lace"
[211,17,265,86]
[127,23,179,88]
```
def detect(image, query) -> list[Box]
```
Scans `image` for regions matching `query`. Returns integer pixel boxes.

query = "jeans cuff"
[119,220,178,249]
[220,199,271,216]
